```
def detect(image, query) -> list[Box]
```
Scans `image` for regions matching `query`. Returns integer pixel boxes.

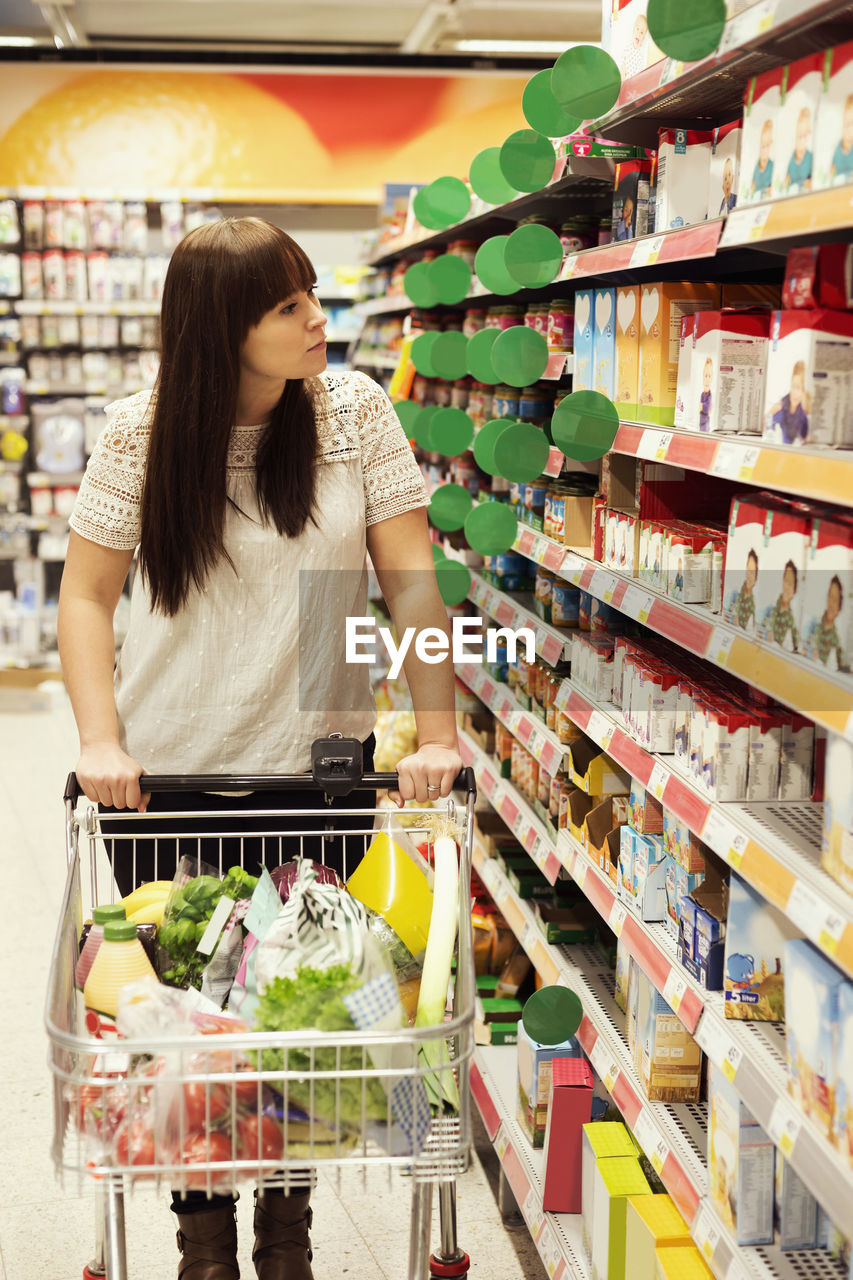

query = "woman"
[57,217,462,1280]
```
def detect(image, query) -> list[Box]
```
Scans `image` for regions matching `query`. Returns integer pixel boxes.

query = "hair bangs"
[237,220,317,330]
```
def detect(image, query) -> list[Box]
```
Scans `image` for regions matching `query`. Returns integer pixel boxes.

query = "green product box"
[476,974,499,995]
[535,902,597,945]
[475,996,524,1046]
[507,868,553,899]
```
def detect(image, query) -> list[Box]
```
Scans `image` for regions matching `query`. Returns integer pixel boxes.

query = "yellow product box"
[569,736,631,796]
[626,1195,692,1280]
[591,1156,652,1280]
[638,282,720,426]
[655,1245,713,1280]
[581,1122,638,1258]
[615,285,641,420]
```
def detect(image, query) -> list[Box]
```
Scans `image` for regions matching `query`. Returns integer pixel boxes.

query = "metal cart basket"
[46,760,477,1280]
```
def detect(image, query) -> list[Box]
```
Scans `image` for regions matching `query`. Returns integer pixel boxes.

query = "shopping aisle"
[0,686,545,1279]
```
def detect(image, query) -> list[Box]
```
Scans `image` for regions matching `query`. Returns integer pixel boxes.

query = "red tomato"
[232,1066,262,1110]
[180,1131,233,1187]
[181,1080,230,1132]
[115,1119,156,1168]
[237,1114,284,1164]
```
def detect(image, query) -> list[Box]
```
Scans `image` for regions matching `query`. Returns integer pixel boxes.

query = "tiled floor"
[0,685,546,1279]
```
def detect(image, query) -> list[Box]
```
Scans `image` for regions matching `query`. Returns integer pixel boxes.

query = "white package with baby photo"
[673,313,695,428]
[801,513,853,674]
[813,41,853,190]
[655,128,712,231]
[690,310,770,434]
[612,0,665,81]
[724,494,767,635]
[739,68,783,205]
[774,53,823,197]
[762,309,853,447]
[756,503,810,654]
[707,120,742,218]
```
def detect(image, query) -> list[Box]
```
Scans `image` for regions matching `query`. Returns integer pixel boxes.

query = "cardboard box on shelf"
[813,40,853,191]
[638,282,720,426]
[594,287,617,399]
[626,962,702,1102]
[574,288,595,392]
[782,243,853,310]
[723,493,768,636]
[823,731,853,896]
[591,1156,652,1280]
[677,857,728,990]
[775,53,823,197]
[568,787,598,842]
[517,1020,582,1148]
[626,1195,692,1280]
[708,1061,775,1245]
[542,1057,594,1212]
[778,710,815,801]
[834,983,853,1169]
[535,901,597,945]
[654,1245,713,1280]
[662,807,708,873]
[724,873,802,1021]
[630,828,668,921]
[775,1151,818,1250]
[755,501,810,655]
[611,0,664,80]
[613,158,652,242]
[688,310,770,435]
[629,781,664,835]
[802,514,853,674]
[615,285,641,420]
[584,795,629,883]
[785,938,845,1142]
[762,309,853,448]
[655,128,712,231]
[707,120,743,218]
[581,1121,639,1255]
[673,313,695,429]
[702,697,752,802]
[739,67,784,205]
[474,995,524,1045]
[664,856,704,942]
[570,736,631,796]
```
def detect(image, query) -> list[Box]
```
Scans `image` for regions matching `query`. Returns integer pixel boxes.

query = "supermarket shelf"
[462,729,850,1279]
[720,185,853,251]
[590,0,853,147]
[513,523,853,745]
[458,659,570,785]
[353,296,411,318]
[350,350,400,371]
[0,416,29,428]
[24,381,149,397]
[470,1045,589,1280]
[14,299,161,316]
[611,422,853,507]
[560,221,723,283]
[468,568,572,667]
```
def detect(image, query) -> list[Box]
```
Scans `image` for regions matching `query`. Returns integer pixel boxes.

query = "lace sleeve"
[68,391,153,549]
[349,372,428,525]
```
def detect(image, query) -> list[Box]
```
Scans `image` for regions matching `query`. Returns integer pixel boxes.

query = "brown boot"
[174,1203,240,1280]
[252,1189,314,1280]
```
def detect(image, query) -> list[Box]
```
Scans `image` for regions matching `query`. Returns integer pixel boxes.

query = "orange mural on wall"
[0,66,528,201]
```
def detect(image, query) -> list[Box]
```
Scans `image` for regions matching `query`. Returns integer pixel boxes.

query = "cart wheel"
[430,1250,470,1278]
[83,1266,106,1279]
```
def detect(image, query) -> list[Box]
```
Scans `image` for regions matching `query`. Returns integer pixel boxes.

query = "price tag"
[560,252,579,280]
[500,696,512,722]
[621,584,655,625]
[589,1036,610,1081]
[649,761,669,801]
[818,910,846,958]
[721,1041,742,1083]
[654,431,672,461]
[737,445,760,481]
[480,768,497,798]
[523,1187,545,1241]
[554,681,572,715]
[518,527,535,557]
[604,1060,619,1093]
[542,540,566,573]
[785,881,845,958]
[695,1012,737,1072]
[587,709,615,750]
[540,1223,562,1278]
[708,626,735,667]
[637,429,668,460]
[589,568,610,599]
[530,833,544,864]
[496,1124,509,1161]
[540,741,558,776]
[630,234,665,269]
[633,1109,659,1159]
[767,1097,802,1159]
[700,1220,720,1264]
[663,970,688,1015]
[711,441,742,479]
[541,633,566,667]
[609,899,627,938]
[520,921,535,954]
[513,810,526,838]
[651,1137,669,1176]
[496,600,515,628]
[726,1257,750,1280]
[727,831,748,871]
[481,679,495,706]
[529,726,545,757]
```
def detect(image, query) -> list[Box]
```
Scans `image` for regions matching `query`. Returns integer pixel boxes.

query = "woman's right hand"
[75,742,148,811]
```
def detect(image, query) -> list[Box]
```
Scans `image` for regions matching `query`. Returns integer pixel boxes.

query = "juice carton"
[802,513,853,673]
[785,938,845,1141]
[740,67,783,204]
[762,309,853,447]
[594,287,617,399]
[724,873,802,1021]
[707,120,742,217]
[708,1062,775,1244]
[574,288,595,392]
[615,285,641,419]
[690,310,770,435]
[655,128,712,230]
[813,40,853,190]
[775,53,824,197]
[638,282,720,426]
[823,731,853,895]
[542,1057,594,1212]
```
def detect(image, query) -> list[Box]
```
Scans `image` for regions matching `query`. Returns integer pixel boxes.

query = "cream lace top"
[69,370,429,775]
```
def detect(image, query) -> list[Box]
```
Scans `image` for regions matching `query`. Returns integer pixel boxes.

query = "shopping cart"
[46,752,477,1280]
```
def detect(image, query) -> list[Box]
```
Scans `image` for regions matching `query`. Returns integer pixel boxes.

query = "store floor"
[0,687,546,1279]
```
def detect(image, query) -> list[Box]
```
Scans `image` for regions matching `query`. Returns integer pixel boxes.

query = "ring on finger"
[427,784,440,794]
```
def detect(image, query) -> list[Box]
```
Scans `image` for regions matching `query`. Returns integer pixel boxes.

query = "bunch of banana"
[119,880,172,928]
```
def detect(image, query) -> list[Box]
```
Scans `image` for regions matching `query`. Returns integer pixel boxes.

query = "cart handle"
[64,768,476,804]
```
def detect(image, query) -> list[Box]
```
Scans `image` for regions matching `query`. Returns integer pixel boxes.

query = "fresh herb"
[158,866,258,989]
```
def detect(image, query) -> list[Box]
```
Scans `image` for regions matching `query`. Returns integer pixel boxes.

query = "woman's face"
[239,288,327,384]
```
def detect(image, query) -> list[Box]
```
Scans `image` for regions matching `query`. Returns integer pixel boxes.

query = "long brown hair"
[139,217,320,616]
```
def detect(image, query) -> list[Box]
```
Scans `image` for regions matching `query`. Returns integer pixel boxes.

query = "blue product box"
[593,287,617,400]
[618,825,635,906]
[628,780,663,835]
[785,939,844,1142]
[724,873,802,1022]
[677,864,727,990]
[573,289,595,392]
[632,831,667,922]
[664,855,704,941]
[517,1019,582,1148]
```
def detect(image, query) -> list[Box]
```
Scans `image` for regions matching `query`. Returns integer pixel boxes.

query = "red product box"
[782,244,853,310]
[542,1056,594,1213]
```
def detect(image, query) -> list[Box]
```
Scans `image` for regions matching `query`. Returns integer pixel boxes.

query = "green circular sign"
[493,421,551,483]
[647,0,726,61]
[473,236,520,297]
[411,330,440,377]
[430,483,473,532]
[521,985,583,1047]
[464,501,518,556]
[434,557,472,607]
[413,405,438,451]
[414,176,471,230]
[412,185,446,232]
[473,418,515,476]
[403,261,438,308]
[393,399,422,435]
[550,390,619,461]
[469,146,520,206]
[430,407,474,457]
[504,224,564,289]
[491,326,549,387]
[431,542,444,562]
[522,68,583,138]
[499,129,557,193]
[466,326,502,385]
[429,253,473,305]
[551,46,622,121]
[431,331,469,381]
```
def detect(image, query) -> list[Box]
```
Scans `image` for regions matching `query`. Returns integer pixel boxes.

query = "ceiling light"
[452,40,600,54]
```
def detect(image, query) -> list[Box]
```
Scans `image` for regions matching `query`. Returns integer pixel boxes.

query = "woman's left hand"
[390,742,464,807]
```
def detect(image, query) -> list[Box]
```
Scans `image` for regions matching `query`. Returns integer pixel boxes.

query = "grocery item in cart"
[157,857,258,992]
[83,920,158,1033]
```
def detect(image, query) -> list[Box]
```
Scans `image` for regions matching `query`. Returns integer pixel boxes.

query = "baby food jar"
[492,385,520,419]
[524,303,550,335]
[463,308,487,338]
[535,567,555,623]
[508,481,525,509]
[560,218,596,254]
[491,305,525,331]
[451,378,471,410]
[523,478,548,520]
[448,240,479,269]
[519,384,555,426]
[467,381,490,428]
[547,299,574,352]
[552,582,581,628]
